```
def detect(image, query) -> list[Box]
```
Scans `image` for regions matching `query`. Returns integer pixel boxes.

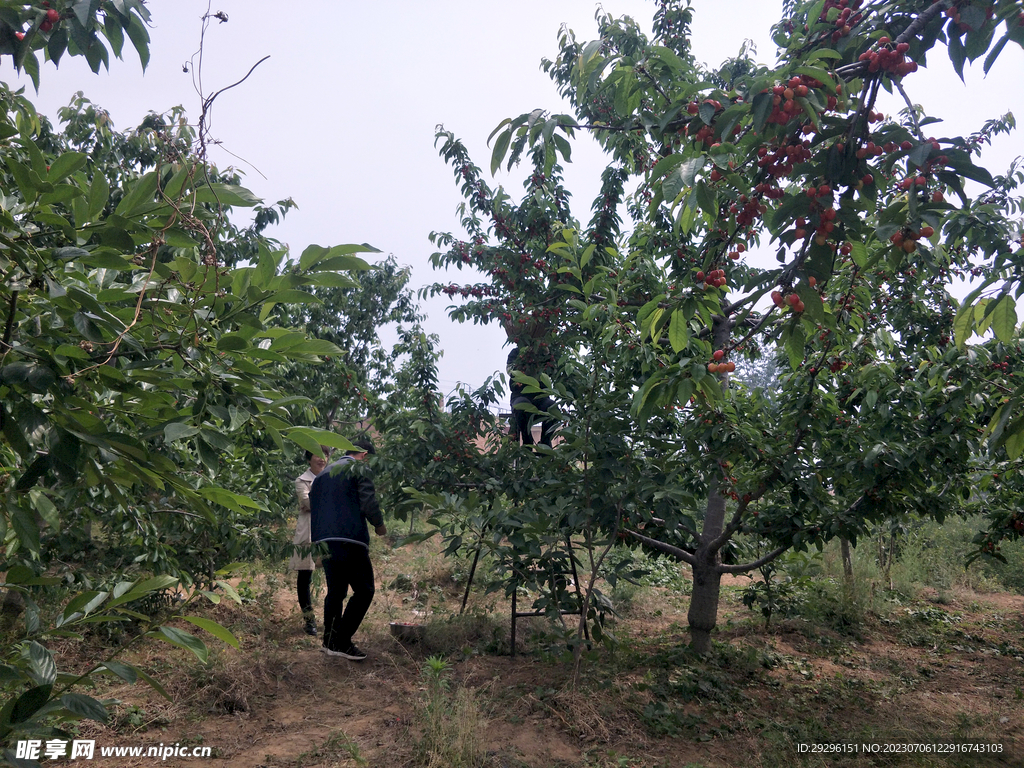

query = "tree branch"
[626,529,697,566]
[1,290,17,352]
[718,545,788,574]
[835,1,951,80]
[894,78,924,141]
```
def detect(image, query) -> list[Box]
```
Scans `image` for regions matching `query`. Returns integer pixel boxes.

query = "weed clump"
[416,656,483,768]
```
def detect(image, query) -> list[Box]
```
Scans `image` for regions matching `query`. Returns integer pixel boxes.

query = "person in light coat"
[291,447,329,635]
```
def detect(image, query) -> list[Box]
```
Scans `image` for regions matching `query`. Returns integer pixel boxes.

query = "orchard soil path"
[66,562,1024,768]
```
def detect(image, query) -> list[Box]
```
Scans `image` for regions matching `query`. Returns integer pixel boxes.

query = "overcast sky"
[5,1,1022,401]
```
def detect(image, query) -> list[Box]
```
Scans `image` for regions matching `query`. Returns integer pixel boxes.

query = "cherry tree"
[425,0,1023,653]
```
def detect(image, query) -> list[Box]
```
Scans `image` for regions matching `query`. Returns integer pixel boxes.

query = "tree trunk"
[840,537,853,579]
[688,550,723,654]
[688,314,732,654]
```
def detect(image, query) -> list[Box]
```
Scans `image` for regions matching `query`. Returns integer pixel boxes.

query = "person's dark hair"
[304,447,331,462]
[347,437,375,455]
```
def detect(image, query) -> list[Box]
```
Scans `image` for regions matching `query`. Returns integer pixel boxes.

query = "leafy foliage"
[0,3,396,754]
[421,0,1024,653]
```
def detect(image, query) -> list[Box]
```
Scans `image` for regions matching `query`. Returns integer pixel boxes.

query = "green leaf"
[47,25,69,66]
[949,31,967,81]
[152,626,208,663]
[99,661,137,684]
[59,693,108,722]
[989,295,1017,343]
[28,490,58,529]
[299,244,375,272]
[11,684,53,724]
[254,247,277,290]
[649,153,686,183]
[6,158,39,199]
[214,579,243,605]
[983,32,1010,75]
[11,503,41,554]
[1005,428,1024,461]
[751,91,772,134]
[47,151,87,182]
[793,65,836,92]
[694,181,718,220]
[679,156,706,187]
[39,183,85,206]
[182,616,240,648]
[125,11,150,69]
[71,0,93,26]
[27,642,57,686]
[216,334,250,352]
[164,423,199,443]
[88,171,110,220]
[806,49,842,61]
[794,282,824,324]
[668,309,689,353]
[784,324,805,370]
[133,575,181,594]
[283,427,357,456]
[192,182,260,207]
[863,443,884,467]
[114,170,160,217]
[490,128,511,175]
[953,304,975,349]
[103,11,125,58]
[198,486,267,513]
[630,370,667,420]
[958,4,986,32]
[132,664,171,701]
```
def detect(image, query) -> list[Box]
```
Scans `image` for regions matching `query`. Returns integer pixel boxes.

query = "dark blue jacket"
[308,456,383,548]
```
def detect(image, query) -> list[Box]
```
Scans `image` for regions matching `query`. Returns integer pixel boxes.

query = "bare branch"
[718,545,788,574]
[626,529,697,566]
[894,78,924,141]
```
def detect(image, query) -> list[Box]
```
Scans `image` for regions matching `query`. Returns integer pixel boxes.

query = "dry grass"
[38,535,1024,768]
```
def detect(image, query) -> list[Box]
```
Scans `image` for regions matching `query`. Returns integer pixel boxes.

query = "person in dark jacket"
[309,438,386,660]
[507,346,556,447]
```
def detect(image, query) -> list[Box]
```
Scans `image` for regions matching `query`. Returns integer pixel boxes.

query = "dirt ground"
[58,552,1024,768]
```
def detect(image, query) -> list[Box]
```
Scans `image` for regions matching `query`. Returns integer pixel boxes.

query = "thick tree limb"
[718,544,789,574]
[626,529,697,566]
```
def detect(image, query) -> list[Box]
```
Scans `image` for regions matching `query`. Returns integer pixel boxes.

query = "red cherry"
[46,8,59,22]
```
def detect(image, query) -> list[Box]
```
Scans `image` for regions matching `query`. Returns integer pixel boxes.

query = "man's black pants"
[321,541,375,651]
[511,393,555,446]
